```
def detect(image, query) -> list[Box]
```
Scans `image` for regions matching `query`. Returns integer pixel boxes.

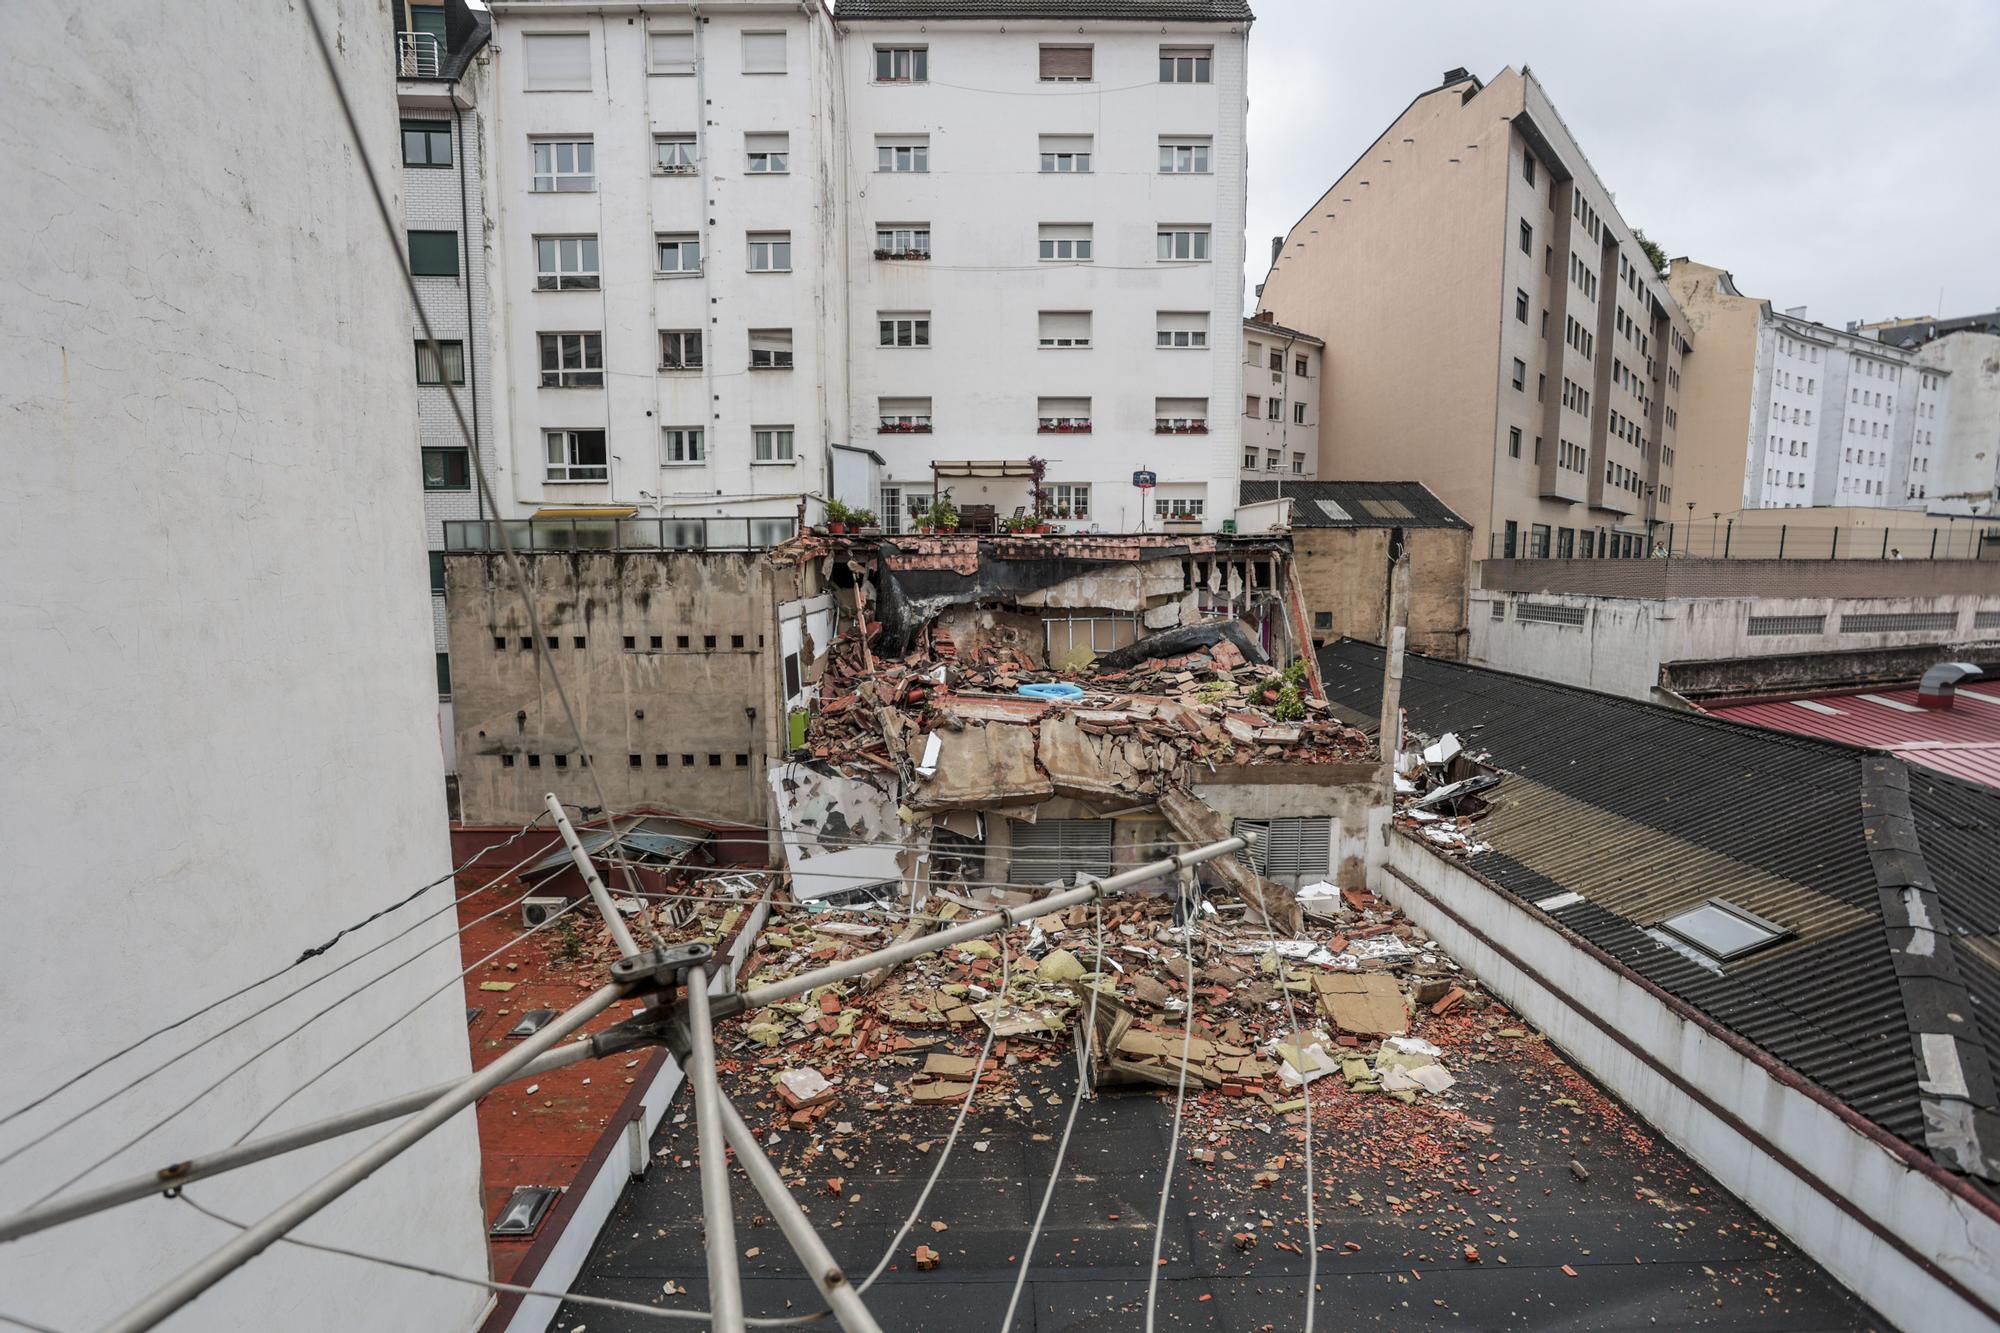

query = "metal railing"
[443,516,797,553]
[397,31,443,78]
[1488,519,2000,562]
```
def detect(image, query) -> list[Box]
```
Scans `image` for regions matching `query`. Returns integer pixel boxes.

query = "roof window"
[1656,900,1788,961]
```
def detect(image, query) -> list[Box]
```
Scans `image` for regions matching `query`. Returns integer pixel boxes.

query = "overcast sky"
[1244,0,1999,326]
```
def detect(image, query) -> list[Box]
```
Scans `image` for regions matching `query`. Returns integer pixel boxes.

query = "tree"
[1634,229,1667,280]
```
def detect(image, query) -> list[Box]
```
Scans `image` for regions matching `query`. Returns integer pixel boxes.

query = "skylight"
[1314,499,1351,522]
[1657,900,1787,961]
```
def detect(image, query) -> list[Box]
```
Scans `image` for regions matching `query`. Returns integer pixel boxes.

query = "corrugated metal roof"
[1704,686,2000,790]
[836,0,1252,20]
[1239,480,1470,529]
[1317,638,2000,1187]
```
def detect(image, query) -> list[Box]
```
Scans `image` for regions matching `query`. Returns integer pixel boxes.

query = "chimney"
[1271,235,1283,265]
[1441,67,1470,85]
[1917,661,1982,710]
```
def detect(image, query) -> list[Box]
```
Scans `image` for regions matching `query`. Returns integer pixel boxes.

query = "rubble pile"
[801,622,1377,788]
[1388,727,1500,857]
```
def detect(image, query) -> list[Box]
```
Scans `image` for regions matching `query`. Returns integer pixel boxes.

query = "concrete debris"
[1392,724,1499,858]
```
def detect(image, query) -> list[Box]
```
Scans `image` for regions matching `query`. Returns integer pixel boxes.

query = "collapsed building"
[765,532,1390,930]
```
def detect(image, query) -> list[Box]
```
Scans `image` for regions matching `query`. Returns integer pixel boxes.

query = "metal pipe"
[0,1040,598,1244]
[715,1097,883,1333]
[684,968,744,1333]
[545,792,641,958]
[721,835,1250,1018]
[98,984,627,1333]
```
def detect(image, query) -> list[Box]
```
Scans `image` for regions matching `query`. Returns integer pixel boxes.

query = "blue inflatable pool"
[1017,681,1085,701]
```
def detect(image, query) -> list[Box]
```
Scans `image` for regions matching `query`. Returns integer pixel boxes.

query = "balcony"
[1037,417,1092,434]
[1154,419,1209,435]
[394,1,491,91]
[397,31,442,77]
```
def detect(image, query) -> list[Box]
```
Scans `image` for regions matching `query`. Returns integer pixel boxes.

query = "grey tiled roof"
[836,0,1252,21]
[1238,480,1470,530]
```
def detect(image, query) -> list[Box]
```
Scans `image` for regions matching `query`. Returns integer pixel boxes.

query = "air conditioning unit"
[522,896,567,929]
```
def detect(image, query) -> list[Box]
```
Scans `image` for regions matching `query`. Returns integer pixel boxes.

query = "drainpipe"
[1377,551,1411,805]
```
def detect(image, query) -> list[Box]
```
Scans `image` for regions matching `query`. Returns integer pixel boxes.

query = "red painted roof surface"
[1704,683,2000,789]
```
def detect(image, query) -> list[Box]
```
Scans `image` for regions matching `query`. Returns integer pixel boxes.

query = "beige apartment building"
[1259,66,1691,559]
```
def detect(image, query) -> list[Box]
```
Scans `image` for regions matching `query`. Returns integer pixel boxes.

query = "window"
[660,329,702,370]
[1292,452,1305,474]
[1269,349,1283,372]
[1295,356,1309,377]
[544,429,607,482]
[1265,398,1280,420]
[1038,310,1091,348]
[747,232,791,272]
[1039,224,1092,262]
[1519,219,1532,255]
[1515,288,1529,323]
[1293,402,1307,425]
[1039,136,1092,173]
[429,551,448,595]
[1154,496,1206,518]
[436,653,452,698]
[877,138,929,173]
[1154,397,1207,432]
[539,333,603,388]
[875,46,926,82]
[1529,523,1551,557]
[1511,358,1526,390]
[878,397,932,432]
[415,340,465,386]
[745,132,788,174]
[1522,149,1536,186]
[422,447,470,490]
[1156,227,1210,261]
[1657,900,1787,961]
[662,427,704,465]
[1148,312,1206,350]
[1244,449,1259,469]
[1159,140,1211,174]
[749,328,793,369]
[1038,396,1090,432]
[875,224,930,259]
[1159,45,1212,83]
[1040,45,1093,81]
[408,230,459,277]
[1052,483,1090,517]
[530,139,593,192]
[880,313,930,348]
[523,33,591,91]
[650,30,694,74]
[753,426,795,463]
[742,31,786,74]
[1265,450,1280,470]
[656,233,701,274]
[654,134,697,172]
[1245,395,1259,416]
[535,235,598,289]
[402,119,451,167]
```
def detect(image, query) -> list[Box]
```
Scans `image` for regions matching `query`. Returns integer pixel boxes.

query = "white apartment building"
[840,0,1252,534]
[1670,262,1952,516]
[398,2,497,771]
[484,0,843,544]
[477,0,1251,539]
[1241,315,1321,481]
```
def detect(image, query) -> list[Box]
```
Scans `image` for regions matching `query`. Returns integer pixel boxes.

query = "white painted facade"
[484,1,844,539]
[1741,310,1951,513]
[1240,319,1320,481]
[841,15,1250,534]
[0,1,487,1329]
[1913,332,2000,516]
[477,2,1250,537]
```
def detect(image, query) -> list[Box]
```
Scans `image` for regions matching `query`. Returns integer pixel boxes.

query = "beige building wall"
[1665,260,1763,519]
[1292,527,1471,660]
[1259,67,1689,560]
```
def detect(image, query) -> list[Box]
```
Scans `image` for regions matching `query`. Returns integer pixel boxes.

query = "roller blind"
[523,34,590,90]
[1039,45,1092,80]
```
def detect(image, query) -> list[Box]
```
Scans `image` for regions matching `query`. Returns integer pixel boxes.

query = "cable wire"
[0,1311,65,1333]
[998,893,1106,1331]
[1143,883,1200,1333]
[0,813,549,1136]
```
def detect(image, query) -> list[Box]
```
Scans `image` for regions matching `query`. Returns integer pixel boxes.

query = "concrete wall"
[1469,583,2000,701]
[1917,332,2000,515]
[841,16,1250,533]
[1195,766,1386,889]
[1292,527,1471,659]
[447,551,814,824]
[1482,555,2000,599]
[1379,837,2000,1333]
[0,2,488,1328]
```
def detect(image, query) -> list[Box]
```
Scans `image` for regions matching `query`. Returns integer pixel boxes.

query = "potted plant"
[907,498,932,534]
[823,499,853,534]
[851,507,881,534]
[930,497,960,533]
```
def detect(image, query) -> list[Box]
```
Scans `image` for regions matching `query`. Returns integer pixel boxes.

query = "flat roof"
[1704,683,2000,790]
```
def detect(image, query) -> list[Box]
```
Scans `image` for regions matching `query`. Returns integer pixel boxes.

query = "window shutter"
[650,31,693,72]
[1039,45,1092,79]
[1008,819,1113,886]
[1232,818,1330,882]
[742,31,786,72]
[523,34,591,90]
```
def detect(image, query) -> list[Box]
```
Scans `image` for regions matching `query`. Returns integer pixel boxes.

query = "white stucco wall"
[841,17,1250,533]
[0,2,488,1329]
[1240,323,1320,480]
[1918,332,2000,516]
